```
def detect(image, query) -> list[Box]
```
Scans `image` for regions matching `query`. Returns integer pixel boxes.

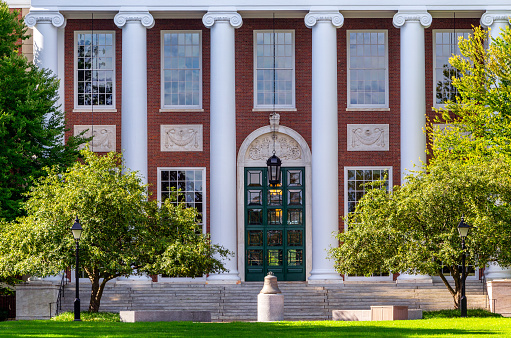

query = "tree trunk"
[87,268,118,312]
[437,268,462,309]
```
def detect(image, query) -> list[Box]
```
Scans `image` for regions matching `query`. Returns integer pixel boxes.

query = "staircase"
[60,280,488,321]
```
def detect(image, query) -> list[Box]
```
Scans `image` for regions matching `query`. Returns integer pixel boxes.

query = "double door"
[245,167,305,281]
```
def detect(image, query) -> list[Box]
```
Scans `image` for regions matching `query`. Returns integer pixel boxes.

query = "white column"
[114,11,154,184]
[393,8,433,283]
[203,9,242,282]
[24,11,65,75]
[480,11,511,281]
[305,8,344,283]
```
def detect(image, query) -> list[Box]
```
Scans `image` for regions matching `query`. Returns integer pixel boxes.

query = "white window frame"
[253,29,296,110]
[432,29,472,108]
[157,167,207,282]
[347,30,389,109]
[160,30,203,110]
[73,31,116,111]
[343,166,393,281]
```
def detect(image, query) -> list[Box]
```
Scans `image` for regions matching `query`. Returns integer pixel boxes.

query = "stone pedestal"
[257,293,284,322]
[16,282,60,320]
[487,280,511,317]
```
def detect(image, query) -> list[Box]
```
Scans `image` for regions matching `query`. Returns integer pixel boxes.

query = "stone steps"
[59,280,488,321]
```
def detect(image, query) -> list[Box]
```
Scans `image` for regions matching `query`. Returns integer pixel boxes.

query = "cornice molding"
[202,11,242,29]
[392,9,432,29]
[304,10,344,29]
[481,11,511,28]
[24,11,65,28]
[114,11,155,29]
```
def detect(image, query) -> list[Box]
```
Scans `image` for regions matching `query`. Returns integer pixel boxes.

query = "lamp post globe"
[71,216,82,321]
[267,154,282,187]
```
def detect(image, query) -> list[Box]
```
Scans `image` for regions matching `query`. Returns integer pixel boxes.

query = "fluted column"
[203,9,242,282]
[114,11,154,184]
[24,11,65,74]
[305,8,344,282]
[481,11,511,281]
[394,8,433,283]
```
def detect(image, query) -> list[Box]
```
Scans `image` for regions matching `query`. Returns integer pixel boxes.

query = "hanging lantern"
[267,154,282,186]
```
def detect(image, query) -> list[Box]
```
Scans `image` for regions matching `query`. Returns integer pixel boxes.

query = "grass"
[0,310,508,337]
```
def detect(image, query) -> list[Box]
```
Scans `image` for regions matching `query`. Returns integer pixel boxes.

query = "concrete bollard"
[257,272,284,322]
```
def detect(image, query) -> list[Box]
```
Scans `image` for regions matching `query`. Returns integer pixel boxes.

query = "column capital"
[202,9,242,29]
[114,11,155,29]
[25,10,65,29]
[304,9,344,29]
[481,11,511,28]
[393,8,432,29]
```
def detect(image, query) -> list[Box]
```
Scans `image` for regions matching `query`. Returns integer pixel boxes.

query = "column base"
[308,269,343,284]
[206,272,240,284]
[485,262,511,281]
[396,273,432,283]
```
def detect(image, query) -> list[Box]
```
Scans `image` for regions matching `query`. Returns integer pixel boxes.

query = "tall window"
[254,30,295,109]
[347,31,388,108]
[75,32,115,108]
[158,168,205,231]
[161,31,202,109]
[433,30,471,106]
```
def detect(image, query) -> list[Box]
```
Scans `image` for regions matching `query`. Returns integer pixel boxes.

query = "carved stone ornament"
[114,11,155,29]
[269,113,280,133]
[247,134,301,161]
[347,124,389,151]
[393,8,432,29]
[74,125,116,153]
[481,11,511,28]
[161,124,203,152]
[202,10,243,29]
[24,11,65,28]
[304,10,344,29]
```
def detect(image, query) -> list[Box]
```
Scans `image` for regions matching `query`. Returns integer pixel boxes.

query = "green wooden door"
[245,167,305,281]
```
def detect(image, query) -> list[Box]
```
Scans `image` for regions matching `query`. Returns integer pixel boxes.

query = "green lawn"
[1,318,510,337]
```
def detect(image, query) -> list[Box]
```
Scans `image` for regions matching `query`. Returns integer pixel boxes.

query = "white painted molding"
[392,8,432,29]
[114,11,155,29]
[481,11,511,28]
[160,124,203,152]
[347,124,389,151]
[202,10,243,29]
[24,10,65,28]
[304,9,344,28]
[74,125,116,152]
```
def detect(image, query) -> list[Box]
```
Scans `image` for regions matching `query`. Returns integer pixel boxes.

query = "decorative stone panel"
[347,124,389,151]
[160,124,203,152]
[246,133,301,162]
[74,125,116,153]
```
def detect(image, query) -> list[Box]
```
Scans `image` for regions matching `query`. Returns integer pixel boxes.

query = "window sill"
[73,108,117,113]
[346,108,390,112]
[252,108,297,112]
[159,108,205,113]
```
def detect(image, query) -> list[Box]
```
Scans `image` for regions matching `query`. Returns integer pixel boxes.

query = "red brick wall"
[63,17,480,234]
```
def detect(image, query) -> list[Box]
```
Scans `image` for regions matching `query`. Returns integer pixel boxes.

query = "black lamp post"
[267,154,282,187]
[71,216,83,321]
[457,216,471,318]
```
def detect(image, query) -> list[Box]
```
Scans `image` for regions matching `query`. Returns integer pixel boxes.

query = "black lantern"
[71,216,82,321]
[267,154,282,187]
[457,216,471,239]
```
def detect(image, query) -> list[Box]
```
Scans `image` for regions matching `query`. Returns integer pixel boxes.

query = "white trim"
[237,125,311,281]
[343,166,393,282]
[156,167,207,282]
[160,30,203,110]
[346,30,389,109]
[253,29,296,109]
[74,30,116,110]
[432,29,472,108]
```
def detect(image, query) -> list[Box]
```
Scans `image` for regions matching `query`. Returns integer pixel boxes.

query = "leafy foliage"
[0,1,27,58]
[0,149,230,312]
[52,311,120,322]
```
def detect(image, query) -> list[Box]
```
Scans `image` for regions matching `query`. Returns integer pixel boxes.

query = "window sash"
[253,30,295,109]
[433,30,471,107]
[161,31,202,109]
[347,30,388,108]
[74,31,116,108]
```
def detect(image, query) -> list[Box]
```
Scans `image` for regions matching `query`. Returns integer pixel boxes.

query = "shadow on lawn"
[0,321,497,337]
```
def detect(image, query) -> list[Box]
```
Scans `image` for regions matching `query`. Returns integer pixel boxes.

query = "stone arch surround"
[237,125,312,281]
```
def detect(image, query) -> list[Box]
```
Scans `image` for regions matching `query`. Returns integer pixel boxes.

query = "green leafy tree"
[0,1,85,221]
[330,159,511,309]
[0,149,230,312]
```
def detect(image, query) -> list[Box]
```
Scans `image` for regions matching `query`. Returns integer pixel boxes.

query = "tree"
[330,158,511,309]
[0,149,230,312]
[0,1,85,221]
